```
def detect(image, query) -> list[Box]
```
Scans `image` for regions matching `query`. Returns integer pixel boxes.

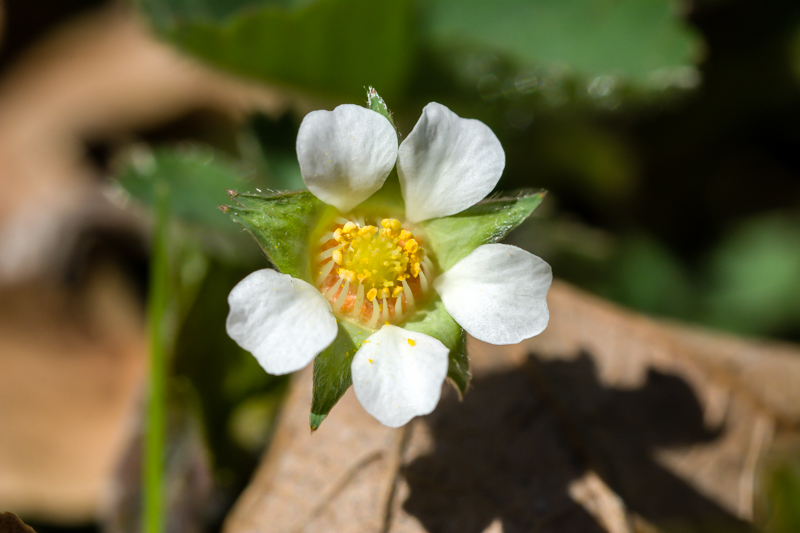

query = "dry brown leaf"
[0,263,146,524]
[224,280,800,533]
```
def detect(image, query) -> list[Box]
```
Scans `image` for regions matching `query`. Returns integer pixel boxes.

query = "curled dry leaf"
[224,280,800,533]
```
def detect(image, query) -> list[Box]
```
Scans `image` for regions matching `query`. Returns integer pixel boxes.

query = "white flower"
[226,102,552,428]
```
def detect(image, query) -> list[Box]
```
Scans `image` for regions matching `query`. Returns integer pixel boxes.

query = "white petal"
[397,102,505,222]
[226,269,337,375]
[297,104,398,213]
[352,326,449,428]
[434,244,552,345]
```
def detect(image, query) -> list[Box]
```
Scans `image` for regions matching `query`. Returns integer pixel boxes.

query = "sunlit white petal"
[226,269,337,375]
[397,102,505,222]
[297,104,398,212]
[352,325,449,427]
[434,244,551,345]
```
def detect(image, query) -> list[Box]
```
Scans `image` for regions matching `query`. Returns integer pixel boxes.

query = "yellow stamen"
[315,216,430,328]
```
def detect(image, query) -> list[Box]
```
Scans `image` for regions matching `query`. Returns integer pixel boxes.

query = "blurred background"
[1,0,800,531]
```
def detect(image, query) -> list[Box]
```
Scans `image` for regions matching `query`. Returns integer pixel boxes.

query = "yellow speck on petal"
[368,359,374,363]
[407,338,415,346]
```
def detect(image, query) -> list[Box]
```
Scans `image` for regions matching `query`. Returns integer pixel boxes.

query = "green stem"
[144,182,170,533]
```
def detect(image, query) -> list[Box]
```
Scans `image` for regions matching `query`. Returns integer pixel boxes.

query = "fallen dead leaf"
[0,262,146,524]
[224,280,800,533]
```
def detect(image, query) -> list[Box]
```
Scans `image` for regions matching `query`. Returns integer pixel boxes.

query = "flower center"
[314,216,433,328]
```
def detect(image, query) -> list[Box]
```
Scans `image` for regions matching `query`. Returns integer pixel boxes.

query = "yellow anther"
[380,219,391,228]
[392,286,403,298]
[383,281,394,288]
[366,288,378,301]
[332,249,343,265]
[407,339,416,346]
[333,228,342,241]
[399,230,411,241]
[342,221,357,233]
[410,262,420,277]
[337,269,356,283]
[404,239,418,254]
[378,287,390,299]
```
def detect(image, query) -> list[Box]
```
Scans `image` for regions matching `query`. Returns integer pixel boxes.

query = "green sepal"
[310,321,371,430]
[367,86,396,130]
[404,299,470,397]
[420,190,546,272]
[225,190,331,282]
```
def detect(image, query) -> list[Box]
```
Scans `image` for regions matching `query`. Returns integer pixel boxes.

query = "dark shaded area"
[631,0,800,259]
[0,0,110,72]
[403,353,754,533]
[403,368,602,533]
[20,522,98,533]
[1,513,38,533]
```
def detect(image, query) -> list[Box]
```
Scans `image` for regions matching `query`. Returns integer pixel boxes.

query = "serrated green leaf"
[310,321,371,430]
[425,0,701,89]
[420,190,546,272]
[227,191,331,282]
[404,299,469,397]
[141,0,414,100]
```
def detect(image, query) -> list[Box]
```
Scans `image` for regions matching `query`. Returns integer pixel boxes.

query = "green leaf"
[424,0,701,89]
[703,213,800,336]
[226,190,332,282]
[141,0,414,100]
[310,321,371,430]
[404,298,469,397]
[118,145,253,233]
[420,190,546,272]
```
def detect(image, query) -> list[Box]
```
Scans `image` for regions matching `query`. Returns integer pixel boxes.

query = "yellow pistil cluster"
[315,216,432,327]
[334,218,423,300]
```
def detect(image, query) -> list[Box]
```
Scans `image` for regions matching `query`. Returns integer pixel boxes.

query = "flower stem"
[144,181,170,533]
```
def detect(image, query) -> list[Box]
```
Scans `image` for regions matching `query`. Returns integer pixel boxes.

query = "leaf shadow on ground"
[402,351,755,533]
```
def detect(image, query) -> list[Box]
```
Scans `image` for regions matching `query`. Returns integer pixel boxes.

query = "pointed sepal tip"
[310,412,327,432]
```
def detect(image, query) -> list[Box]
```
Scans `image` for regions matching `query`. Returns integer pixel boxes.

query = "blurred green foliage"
[140,0,702,98]
[423,0,701,88]
[758,451,800,533]
[140,0,414,99]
